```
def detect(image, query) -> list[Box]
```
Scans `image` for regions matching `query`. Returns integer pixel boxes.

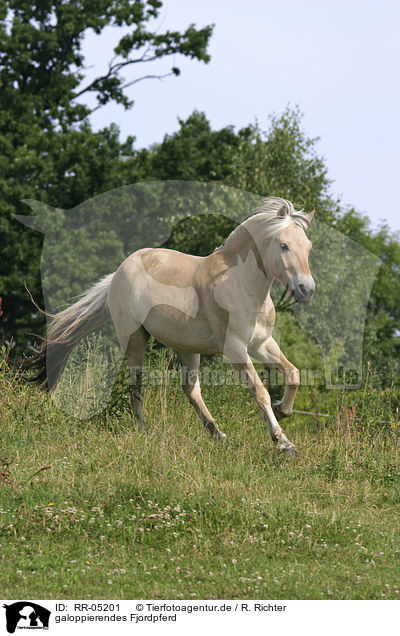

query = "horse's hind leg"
[180,352,226,440]
[249,336,300,421]
[124,327,150,430]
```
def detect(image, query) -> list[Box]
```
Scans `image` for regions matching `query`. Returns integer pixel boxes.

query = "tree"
[334,210,400,383]
[0,1,213,127]
[131,108,335,256]
[0,0,213,344]
[133,110,239,182]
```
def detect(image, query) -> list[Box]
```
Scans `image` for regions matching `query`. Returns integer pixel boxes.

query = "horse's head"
[269,207,315,303]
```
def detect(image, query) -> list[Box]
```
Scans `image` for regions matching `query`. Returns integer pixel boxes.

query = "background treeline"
[1,1,400,386]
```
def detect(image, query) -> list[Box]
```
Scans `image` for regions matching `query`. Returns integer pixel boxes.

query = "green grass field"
[0,348,399,600]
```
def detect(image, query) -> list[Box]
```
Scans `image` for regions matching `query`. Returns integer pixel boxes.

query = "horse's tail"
[23,273,114,391]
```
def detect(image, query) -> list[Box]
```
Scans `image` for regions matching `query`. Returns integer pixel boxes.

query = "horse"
[27,196,315,455]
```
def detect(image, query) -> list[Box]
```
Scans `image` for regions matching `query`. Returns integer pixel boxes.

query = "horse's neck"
[222,227,274,303]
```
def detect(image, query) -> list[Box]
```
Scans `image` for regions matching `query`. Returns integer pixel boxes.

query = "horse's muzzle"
[292,276,315,303]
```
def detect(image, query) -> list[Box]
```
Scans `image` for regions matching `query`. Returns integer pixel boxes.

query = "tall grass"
[0,345,399,599]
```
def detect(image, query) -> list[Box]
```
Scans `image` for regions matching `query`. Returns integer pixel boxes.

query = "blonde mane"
[244,196,310,238]
[221,197,310,250]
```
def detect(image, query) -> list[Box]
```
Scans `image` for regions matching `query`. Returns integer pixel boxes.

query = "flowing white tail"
[25,273,114,390]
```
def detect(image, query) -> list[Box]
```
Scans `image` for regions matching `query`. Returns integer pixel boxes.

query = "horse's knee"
[287,365,300,388]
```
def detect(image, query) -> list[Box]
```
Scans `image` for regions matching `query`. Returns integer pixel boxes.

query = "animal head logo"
[3,602,51,633]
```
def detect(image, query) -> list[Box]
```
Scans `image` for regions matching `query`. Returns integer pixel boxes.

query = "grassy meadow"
[0,345,399,600]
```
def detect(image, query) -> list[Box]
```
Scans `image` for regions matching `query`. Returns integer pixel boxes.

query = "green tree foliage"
[0,0,213,344]
[335,210,400,382]
[134,111,240,181]
[131,111,243,254]
[132,108,334,255]
[227,108,332,207]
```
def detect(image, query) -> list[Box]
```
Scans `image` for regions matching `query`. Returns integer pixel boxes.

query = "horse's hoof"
[212,430,227,441]
[279,444,298,456]
[205,420,226,440]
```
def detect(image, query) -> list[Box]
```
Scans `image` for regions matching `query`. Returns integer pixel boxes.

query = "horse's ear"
[306,209,315,224]
[277,204,288,217]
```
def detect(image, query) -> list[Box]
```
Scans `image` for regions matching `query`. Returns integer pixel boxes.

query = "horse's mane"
[245,196,310,236]
[218,197,310,251]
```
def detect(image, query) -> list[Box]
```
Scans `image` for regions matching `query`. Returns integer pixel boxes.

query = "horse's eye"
[280,243,289,252]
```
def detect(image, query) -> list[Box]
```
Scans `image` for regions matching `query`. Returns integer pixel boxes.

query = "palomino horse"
[30,197,315,455]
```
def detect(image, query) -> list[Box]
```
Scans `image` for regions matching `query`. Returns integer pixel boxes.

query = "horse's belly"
[143,305,219,354]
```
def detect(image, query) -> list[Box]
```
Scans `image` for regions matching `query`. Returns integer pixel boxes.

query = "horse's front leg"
[226,343,297,455]
[248,336,300,421]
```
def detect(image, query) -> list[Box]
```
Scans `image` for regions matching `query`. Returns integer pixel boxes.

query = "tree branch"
[120,70,175,90]
[73,70,175,122]
[72,52,163,100]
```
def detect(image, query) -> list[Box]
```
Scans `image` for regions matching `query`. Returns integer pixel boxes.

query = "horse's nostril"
[298,283,306,295]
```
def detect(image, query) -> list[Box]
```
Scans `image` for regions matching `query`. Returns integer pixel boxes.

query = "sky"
[80,0,400,232]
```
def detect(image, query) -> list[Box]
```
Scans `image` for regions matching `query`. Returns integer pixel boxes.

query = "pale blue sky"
[80,0,400,232]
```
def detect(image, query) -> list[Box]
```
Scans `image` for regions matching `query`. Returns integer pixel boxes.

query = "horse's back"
[108,248,219,353]
[111,247,204,289]
[140,248,204,287]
